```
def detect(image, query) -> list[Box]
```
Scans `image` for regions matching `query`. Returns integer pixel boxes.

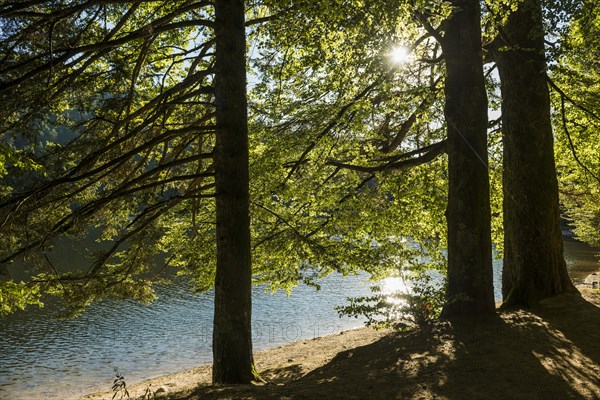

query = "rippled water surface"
[0,273,379,400]
[0,238,597,400]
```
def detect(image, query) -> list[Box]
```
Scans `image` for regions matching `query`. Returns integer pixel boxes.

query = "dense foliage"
[0,1,218,314]
[249,0,450,291]
[0,0,596,317]
[552,0,600,246]
[0,1,456,316]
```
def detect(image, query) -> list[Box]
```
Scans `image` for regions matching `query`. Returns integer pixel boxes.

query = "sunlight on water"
[380,276,410,306]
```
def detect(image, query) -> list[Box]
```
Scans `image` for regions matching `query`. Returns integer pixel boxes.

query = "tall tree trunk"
[495,0,578,307]
[441,0,496,317]
[212,0,254,384]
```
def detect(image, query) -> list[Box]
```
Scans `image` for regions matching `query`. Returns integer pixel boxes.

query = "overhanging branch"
[327,140,446,173]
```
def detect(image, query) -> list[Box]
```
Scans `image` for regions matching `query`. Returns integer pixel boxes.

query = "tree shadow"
[184,296,600,399]
[261,363,305,384]
[533,294,600,366]
[434,312,597,400]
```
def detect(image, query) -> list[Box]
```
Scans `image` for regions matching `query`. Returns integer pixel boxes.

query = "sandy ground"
[82,288,600,400]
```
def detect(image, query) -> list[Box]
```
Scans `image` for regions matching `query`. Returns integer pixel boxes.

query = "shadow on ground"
[180,293,600,400]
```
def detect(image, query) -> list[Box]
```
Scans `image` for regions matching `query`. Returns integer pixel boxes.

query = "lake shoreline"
[3,243,596,400]
[80,326,389,400]
[80,288,600,400]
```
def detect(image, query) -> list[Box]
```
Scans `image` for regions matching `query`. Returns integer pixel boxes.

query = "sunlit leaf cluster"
[552,0,600,246]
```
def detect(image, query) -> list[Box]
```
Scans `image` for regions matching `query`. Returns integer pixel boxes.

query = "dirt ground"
[83,290,600,400]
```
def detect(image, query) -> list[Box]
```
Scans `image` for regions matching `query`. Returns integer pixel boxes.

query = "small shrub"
[111,370,156,400]
[336,273,444,329]
[112,370,130,400]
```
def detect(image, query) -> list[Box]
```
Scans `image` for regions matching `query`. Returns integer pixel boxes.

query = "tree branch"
[547,76,600,122]
[381,76,443,153]
[557,92,600,185]
[327,140,447,173]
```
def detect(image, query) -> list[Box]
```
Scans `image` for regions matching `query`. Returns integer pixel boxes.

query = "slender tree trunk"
[495,0,578,307]
[212,0,254,384]
[441,0,495,317]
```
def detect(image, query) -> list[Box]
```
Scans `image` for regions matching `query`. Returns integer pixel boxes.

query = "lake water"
[0,237,597,400]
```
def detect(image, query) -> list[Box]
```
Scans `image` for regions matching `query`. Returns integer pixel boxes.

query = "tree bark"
[212,0,254,384]
[440,0,496,317]
[495,0,578,307]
